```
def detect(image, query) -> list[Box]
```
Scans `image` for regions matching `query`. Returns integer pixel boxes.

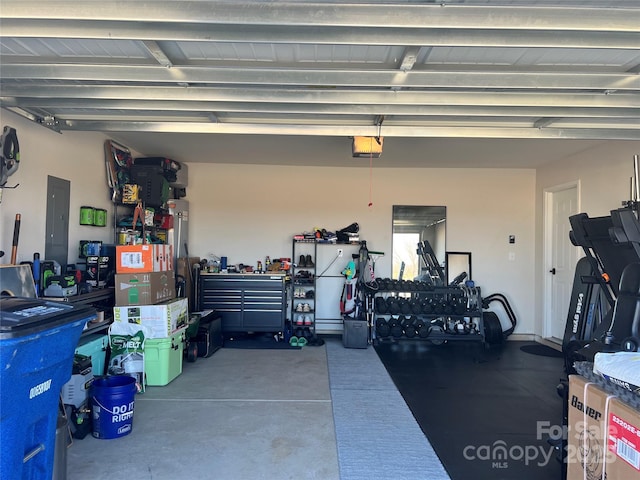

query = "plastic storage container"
[145,327,186,386]
[0,297,95,479]
[75,333,109,377]
[342,319,369,349]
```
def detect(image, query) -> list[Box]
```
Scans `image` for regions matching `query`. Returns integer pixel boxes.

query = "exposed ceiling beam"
[399,47,421,72]
[2,85,638,109]
[2,64,639,91]
[3,98,638,120]
[3,2,639,33]
[57,120,640,140]
[141,40,173,68]
[49,112,637,130]
[2,21,638,50]
[534,117,561,128]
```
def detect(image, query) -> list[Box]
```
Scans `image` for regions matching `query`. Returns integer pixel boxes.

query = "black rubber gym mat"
[520,343,564,358]
[375,340,564,480]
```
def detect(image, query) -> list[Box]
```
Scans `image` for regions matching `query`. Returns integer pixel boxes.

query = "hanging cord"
[368,146,373,207]
[317,253,342,278]
[368,118,383,208]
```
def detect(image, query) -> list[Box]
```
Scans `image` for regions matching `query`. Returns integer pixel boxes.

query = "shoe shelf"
[291,239,317,340]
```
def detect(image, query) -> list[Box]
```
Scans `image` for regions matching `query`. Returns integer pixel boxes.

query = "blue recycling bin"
[0,296,96,480]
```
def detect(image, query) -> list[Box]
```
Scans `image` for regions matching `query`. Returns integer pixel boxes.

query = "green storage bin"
[75,333,109,377]
[145,327,185,386]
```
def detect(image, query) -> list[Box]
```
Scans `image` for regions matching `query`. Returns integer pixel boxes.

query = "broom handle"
[10,213,21,264]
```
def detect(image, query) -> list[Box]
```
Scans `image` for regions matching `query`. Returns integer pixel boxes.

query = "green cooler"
[145,327,186,386]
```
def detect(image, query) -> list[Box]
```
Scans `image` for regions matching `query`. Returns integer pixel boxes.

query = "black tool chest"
[198,273,286,333]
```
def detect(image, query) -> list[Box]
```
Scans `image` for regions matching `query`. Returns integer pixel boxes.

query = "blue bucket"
[90,375,137,439]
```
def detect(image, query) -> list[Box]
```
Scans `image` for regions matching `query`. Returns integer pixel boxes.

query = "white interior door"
[544,184,579,342]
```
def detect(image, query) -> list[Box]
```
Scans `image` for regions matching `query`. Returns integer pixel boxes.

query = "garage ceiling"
[0,1,639,167]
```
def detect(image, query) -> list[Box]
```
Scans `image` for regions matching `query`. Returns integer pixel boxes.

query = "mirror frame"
[446,251,472,285]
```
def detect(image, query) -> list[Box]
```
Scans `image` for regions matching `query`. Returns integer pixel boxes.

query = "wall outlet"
[337,248,343,257]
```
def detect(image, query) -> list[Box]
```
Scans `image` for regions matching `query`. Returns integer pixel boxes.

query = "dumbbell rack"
[369,279,486,346]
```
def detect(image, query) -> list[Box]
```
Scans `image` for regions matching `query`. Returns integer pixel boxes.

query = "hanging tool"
[33,252,41,296]
[10,213,20,264]
[0,126,20,187]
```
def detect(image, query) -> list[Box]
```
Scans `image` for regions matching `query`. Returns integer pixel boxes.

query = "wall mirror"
[392,205,446,281]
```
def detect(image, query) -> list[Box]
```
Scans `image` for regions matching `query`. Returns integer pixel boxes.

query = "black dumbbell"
[422,298,434,314]
[375,296,388,314]
[410,299,422,315]
[390,316,404,338]
[400,298,412,315]
[416,318,430,338]
[376,317,390,338]
[453,297,467,315]
[388,297,401,315]
[403,316,418,338]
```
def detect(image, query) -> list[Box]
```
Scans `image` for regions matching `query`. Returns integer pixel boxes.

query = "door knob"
[549,268,556,275]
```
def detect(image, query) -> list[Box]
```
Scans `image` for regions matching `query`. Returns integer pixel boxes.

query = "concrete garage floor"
[65,337,564,480]
[67,346,339,480]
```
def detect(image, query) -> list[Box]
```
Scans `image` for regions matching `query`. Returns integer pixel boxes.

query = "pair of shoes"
[305,255,314,268]
[307,335,325,347]
[295,303,311,312]
[298,254,315,268]
[289,336,308,347]
[294,288,305,298]
[305,290,315,299]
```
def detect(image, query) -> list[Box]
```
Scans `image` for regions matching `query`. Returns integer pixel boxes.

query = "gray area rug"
[325,339,451,480]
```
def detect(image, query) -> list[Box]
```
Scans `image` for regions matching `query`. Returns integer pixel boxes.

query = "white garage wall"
[536,141,638,218]
[188,163,537,333]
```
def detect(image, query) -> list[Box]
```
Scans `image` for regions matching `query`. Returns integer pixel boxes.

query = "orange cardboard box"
[116,244,173,274]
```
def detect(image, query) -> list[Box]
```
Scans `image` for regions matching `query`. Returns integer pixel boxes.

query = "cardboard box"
[114,272,176,306]
[567,375,609,480]
[567,375,640,480]
[113,297,188,339]
[115,244,173,274]
[607,398,640,479]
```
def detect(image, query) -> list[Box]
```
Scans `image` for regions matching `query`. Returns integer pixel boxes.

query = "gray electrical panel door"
[45,175,70,267]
